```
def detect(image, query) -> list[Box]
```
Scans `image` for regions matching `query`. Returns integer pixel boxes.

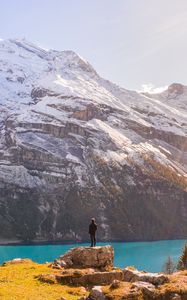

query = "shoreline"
[0,237,186,246]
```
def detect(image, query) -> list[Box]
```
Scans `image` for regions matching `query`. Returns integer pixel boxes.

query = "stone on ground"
[123,267,168,285]
[89,286,105,300]
[132,281,155,297]
[171,294,182,300]
[110,279,121,289]
[2,258,33,266]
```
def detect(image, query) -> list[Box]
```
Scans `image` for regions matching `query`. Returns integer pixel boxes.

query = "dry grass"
[0,261,87,300]
[155,271,187,298]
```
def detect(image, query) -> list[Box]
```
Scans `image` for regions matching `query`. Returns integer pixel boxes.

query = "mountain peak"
[59,50,98,76]
[167,83,184,95]
[0,38,98,77]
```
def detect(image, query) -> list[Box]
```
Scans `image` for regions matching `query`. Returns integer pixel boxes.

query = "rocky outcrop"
[55,270,123,286]
[59,246,114,269]
[44,246,122,286]
[43,246,167,288]
[36,246,187,299]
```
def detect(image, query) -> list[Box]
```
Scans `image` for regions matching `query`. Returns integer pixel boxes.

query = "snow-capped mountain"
[0,38,186,242]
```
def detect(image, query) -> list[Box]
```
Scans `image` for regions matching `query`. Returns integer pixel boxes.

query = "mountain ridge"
[0,38,186,242]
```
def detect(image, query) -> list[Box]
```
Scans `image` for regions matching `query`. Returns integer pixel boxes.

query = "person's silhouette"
[89,218,97,247]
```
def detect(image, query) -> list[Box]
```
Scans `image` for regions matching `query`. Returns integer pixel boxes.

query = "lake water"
[0,239,186,272]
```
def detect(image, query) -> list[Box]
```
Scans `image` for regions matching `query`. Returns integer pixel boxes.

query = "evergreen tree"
[177,244,187,270]
[162,256,175,274]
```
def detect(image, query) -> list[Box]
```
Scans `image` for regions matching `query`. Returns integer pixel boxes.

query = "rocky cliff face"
[0,39,186,242]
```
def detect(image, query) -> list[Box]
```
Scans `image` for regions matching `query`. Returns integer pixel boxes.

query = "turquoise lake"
[0,240,186,272]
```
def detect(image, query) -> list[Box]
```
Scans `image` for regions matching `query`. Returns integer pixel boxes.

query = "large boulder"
[55,270,123,286]
[123,267,168,285]
[88,286,105,300]
[59,246,114,269]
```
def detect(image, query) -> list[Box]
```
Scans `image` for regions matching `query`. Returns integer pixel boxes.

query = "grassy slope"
[1,261,187,300]
[0,262,86,300]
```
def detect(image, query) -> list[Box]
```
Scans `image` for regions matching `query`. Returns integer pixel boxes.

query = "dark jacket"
[89,222,97,235]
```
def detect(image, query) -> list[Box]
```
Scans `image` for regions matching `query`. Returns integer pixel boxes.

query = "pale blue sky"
[0,0,187,90]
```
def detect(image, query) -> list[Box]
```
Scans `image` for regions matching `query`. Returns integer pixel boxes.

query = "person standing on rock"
[89,218,97,247]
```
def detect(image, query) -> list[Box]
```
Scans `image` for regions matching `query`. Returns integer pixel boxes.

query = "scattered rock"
[59,246,114,269]
[2,258,33,266]
[38,274,56,284]
[51,259,63,269]
[89,286,105,300]
[80,286,87,294]
[110,279,121,289]
[171,294,182,300]
[60,260,67,268]
[132,281,155,297]
[123,267,168,285]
